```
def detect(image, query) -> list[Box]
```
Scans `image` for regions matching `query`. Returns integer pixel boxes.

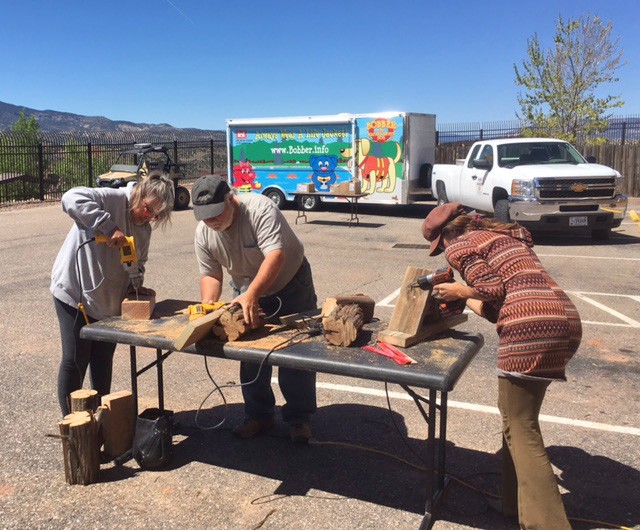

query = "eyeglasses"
[143,202,159,220]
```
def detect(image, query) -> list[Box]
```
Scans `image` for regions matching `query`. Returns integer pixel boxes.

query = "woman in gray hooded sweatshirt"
[51,173,174,415]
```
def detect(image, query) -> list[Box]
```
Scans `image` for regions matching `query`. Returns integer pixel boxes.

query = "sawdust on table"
[227,325,305,351]
[109,317,187,340]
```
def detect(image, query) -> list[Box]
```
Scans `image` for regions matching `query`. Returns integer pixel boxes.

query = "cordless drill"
[410,266,466,318]
[95,234,142,295]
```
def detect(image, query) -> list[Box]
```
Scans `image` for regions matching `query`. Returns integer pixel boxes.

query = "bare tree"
[514,15,625,143]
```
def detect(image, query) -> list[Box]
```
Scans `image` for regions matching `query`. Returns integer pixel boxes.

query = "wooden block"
[386,267,434,336]
[378,314,468,347]
[121,294,156,320]
[173,306,227,350]
[279,308,322,328]
[100,390,135,459]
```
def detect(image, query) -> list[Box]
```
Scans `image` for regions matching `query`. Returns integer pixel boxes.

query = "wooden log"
[69,389,100,413]
[100,390,135,459]
[121,294,156,320]
[214,305,257,341]
[322,294,375,323]
[58,411,99,485]
[323,303,365,347]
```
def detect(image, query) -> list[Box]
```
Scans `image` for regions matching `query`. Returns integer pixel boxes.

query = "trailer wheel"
[174,186,190,210]
[435,181,449,206]
[494,199,510,222]
[265,189,286,209]
[297,194,320,211]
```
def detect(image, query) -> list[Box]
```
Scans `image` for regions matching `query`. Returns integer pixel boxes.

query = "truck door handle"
[471,175,477,180]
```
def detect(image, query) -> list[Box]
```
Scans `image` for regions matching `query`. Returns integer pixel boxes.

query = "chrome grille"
[535,177,615,199]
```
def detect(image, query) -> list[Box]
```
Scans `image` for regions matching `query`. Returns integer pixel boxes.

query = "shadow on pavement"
[154,402,640,529]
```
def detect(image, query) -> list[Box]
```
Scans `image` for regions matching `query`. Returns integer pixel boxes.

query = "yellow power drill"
[187,302,227,320]
[95,233,142,295]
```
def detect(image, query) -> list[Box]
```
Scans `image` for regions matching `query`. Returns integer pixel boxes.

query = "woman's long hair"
[129,172,174,229]
[442,214,520,240]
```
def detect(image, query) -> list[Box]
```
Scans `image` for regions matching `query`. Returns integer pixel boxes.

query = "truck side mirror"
[472,159,492,170]
[586,156,597,163]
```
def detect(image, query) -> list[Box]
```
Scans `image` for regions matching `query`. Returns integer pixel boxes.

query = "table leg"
[156,348,165,412]
[295,200,307,224]
[129,345,138,418]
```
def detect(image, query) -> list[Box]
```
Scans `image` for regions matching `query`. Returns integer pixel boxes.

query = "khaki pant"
[498,377,571,529]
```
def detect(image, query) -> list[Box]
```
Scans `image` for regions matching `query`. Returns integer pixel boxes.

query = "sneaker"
[232,417,274,439]
[289,423,312,444]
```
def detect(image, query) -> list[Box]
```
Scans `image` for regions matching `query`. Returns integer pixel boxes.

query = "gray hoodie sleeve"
[61,187,119,236]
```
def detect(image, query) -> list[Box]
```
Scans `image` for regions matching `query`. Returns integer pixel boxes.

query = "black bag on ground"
[132,408,173,469]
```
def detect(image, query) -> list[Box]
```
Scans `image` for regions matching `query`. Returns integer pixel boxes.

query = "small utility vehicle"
[96,143,191,210]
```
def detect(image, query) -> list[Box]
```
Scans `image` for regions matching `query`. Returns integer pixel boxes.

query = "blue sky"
[1,0,638,130]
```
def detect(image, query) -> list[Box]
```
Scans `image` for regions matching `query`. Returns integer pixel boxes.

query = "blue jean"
[54,297,116,416]
[236,258,317,425]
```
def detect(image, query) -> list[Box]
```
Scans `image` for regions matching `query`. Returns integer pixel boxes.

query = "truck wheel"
[435,181,448,206]
[297,194,320,211]
[174,186,190,210]
[591,228,611,240]
[265,189,286,209]
[494,199,511,222]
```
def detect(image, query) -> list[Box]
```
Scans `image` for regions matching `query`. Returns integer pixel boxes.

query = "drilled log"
[69,389,100,413]
[322,294,375,323]
[323,303,365,347]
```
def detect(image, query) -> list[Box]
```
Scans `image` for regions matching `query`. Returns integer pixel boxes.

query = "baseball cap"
[192,175,231,221]
[421,202,465,256]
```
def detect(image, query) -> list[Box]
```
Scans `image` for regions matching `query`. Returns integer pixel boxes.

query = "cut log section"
[100,390,135,459]
[322,294,375,323]
[323,303,364,347]
[213,305,262,342]
[69,389,100,413]
[58,411,100,485]
[121,294,156,320]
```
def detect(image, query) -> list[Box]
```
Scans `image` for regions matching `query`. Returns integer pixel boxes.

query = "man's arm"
[200,273,224,303]
[233,249,285,328]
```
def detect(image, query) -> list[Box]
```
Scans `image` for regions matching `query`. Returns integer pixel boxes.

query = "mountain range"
[0,100,222,137]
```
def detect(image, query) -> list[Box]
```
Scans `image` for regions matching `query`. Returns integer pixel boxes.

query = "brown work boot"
[232,417,274,439]
[289,422,312,444]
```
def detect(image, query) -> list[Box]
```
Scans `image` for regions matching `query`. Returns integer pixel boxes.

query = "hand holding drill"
[411,266,467,317]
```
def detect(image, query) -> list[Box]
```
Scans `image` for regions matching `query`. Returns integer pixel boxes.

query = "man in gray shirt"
[192,175,317,443]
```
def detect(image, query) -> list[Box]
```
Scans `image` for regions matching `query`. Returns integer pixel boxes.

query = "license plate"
[569,216,588,227]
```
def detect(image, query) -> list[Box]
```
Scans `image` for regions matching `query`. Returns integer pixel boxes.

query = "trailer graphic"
[227,112,435,209]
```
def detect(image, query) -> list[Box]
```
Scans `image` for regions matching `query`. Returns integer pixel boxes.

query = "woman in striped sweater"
[421,202,581,529]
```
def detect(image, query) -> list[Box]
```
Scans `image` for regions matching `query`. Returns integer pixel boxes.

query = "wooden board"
[173,306,227,350]
[100,390,134,459]
[386,267,433,336]
[378,266,468,347]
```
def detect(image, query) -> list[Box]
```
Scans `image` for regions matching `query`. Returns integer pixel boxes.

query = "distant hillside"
[0,101,223,138]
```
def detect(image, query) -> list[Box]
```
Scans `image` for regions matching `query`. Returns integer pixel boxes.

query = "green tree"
[514,15,624,143]
[11,109,40,138]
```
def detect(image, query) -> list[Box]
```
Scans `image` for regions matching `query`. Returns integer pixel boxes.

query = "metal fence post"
[87,141,93,187]
[435,130,439,146]
[210,139,214,174]
[621,121,626,146]
[38,142,45,200]
[479,128,484,141]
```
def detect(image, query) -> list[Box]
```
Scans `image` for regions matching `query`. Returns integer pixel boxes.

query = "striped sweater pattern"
[445,228,581,379]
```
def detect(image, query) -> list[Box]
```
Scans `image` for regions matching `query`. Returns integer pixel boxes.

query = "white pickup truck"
[431,138,627,239]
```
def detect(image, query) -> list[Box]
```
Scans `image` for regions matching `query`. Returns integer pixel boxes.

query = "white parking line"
[299,380,640,437]
[568,291,640,328]
[537,253,640,261]
[377,290,640,328]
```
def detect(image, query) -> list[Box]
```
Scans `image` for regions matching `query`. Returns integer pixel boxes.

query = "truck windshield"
[497,142,586,167]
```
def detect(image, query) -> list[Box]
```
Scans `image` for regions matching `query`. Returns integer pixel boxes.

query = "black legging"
[54,297,116,416]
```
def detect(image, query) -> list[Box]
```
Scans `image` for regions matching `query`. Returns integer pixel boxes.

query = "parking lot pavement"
[0,198,638,529]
